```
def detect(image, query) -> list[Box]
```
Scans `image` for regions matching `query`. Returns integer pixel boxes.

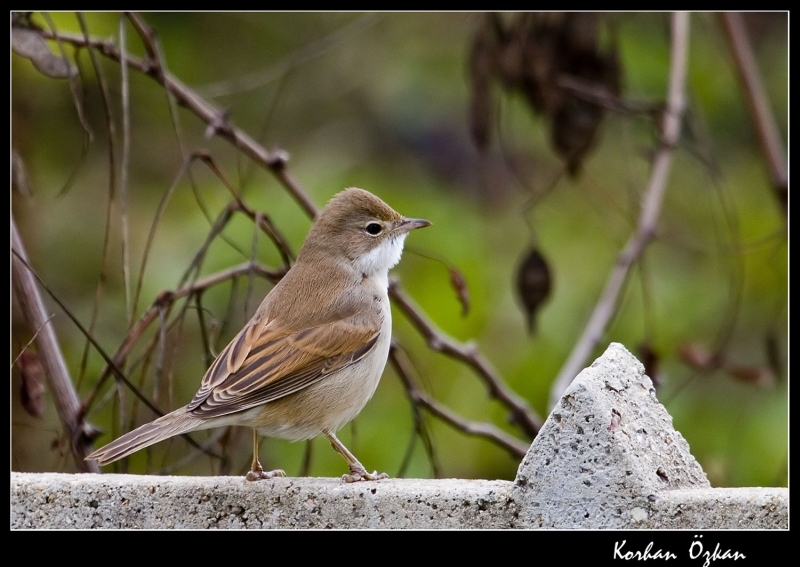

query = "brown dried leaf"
[551,97,604,176]
[490,12,622,176]
[17,351,45,418]
[12,26,76,79]
[448,266,470,317]
[724,364,775,388]
[551,17,621,176]
[678,344,720,371]
[513,13,553,112]
[515,247,552,334]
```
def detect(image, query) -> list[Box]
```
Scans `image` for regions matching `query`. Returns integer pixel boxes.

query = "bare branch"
[389,282,541,438]
[719,12,787,216]
[38,25,319,218]
[390,348,530,459]
[194,151,296,267]
[12,219,100,472]
[549,11,691,409]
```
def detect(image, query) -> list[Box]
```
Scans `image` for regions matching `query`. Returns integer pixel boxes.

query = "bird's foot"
[246,466,286,482]
[341,465,388,483]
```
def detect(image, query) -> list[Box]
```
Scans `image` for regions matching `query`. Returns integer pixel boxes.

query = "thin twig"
[198,13,381,98]
[556,75,661,116]
[131,153,190,319]
[719,12,787,216]
[74,13,118,394]
[195,152,295,267]
[549,11,691,409]
[11,314,55,368]
[39,25,319,218]
[119,15,133,324]
[86,261,283,408]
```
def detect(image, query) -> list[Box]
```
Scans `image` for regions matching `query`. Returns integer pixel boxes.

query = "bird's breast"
[251,285,392,441]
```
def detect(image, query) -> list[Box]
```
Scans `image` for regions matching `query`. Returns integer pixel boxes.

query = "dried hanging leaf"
[480,12,622,176]
[515,247,552,334]
[724,364,775,388]
[17,351,45,418]
[513,12,561,112]
[12,26,77,79]
[678,343,720,371]
[551,95,605,176]
[549,15,621,176]
[448,266,470,316]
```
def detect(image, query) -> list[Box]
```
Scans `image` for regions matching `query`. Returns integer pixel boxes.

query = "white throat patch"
[355,234,408,279]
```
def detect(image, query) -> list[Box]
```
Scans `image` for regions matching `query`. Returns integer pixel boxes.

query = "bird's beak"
[398,218,432,233]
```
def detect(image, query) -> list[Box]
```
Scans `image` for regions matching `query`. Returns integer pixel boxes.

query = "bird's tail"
[85,408,202,466]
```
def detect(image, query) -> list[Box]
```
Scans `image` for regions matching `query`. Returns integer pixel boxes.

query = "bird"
[86,187,430,482]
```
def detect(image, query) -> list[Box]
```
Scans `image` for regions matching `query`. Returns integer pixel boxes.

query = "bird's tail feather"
[85,408,202,466]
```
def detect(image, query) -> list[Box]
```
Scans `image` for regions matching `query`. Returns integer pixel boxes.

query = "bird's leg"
[245,429,286,481]
[324,429,388,483]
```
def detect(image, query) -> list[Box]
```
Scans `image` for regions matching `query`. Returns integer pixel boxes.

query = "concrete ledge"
[645,487,789,529]
[11,343,787,529]
[11,474,517,529]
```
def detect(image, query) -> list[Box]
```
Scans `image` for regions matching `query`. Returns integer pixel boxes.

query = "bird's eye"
[365,222,383,236]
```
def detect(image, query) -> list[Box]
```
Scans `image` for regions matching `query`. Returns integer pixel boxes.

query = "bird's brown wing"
[185,316,381,419]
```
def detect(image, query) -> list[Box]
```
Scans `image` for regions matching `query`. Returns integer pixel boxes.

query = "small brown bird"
[86,188,430,482]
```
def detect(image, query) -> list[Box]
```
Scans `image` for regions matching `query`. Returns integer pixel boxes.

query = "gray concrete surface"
[11,343,788,529]
[514,342,712,528]
[11,474,517,529]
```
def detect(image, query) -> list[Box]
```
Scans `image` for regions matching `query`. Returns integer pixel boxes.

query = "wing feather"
[186,316,380,419]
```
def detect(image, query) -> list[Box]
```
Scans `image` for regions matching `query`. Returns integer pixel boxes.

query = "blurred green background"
[12,12,787,487]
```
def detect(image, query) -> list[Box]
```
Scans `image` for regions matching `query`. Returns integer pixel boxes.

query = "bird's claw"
[341,468,388,483]
[246,467,286,482]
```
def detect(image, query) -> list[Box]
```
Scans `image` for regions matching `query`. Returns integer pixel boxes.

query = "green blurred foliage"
[12,12,786,486]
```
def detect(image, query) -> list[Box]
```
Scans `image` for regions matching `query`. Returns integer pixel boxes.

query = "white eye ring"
[365,222,383,236]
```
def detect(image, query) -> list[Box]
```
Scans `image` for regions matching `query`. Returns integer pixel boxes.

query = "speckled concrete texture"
[11,474,517,529]
[514,343,712,528]
[644,487,788,529]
